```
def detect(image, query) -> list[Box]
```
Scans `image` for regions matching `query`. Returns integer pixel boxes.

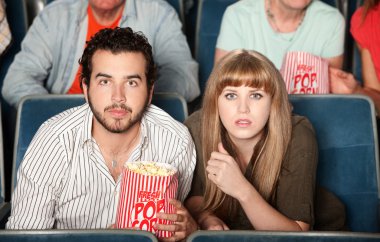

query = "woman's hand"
[329,67,360,94]
[154,199,198,242]
[198,213,229,230]
[206,143,250,199]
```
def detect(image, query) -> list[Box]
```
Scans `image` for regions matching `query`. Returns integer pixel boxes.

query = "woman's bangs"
[217,63,275,94]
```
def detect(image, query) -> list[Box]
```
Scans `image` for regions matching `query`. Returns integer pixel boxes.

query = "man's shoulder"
[39,0,84,18]
[144,105,192,141]
[134,0,175,13]
[39,104,88,135]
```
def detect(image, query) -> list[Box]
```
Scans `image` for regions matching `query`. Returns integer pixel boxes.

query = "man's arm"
[152,5,200,102]
[1,11,54,107]
[6,125,66,229]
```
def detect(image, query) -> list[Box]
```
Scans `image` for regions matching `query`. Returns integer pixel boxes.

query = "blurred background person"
[1,0,200,108]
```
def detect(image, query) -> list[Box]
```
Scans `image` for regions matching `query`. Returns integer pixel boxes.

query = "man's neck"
[92,121,141,154]
[90,2,125,26]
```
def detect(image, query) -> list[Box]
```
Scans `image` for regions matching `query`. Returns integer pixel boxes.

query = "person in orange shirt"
[2,0,200,107]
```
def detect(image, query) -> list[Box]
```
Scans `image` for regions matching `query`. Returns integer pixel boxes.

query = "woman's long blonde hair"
[201,50,292,214]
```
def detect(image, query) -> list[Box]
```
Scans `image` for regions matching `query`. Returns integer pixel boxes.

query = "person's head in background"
[79,27,157,134]
[201,49,292,214]
[88,0,125,24]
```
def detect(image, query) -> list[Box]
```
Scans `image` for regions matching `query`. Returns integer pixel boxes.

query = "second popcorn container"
[115,161,178,238]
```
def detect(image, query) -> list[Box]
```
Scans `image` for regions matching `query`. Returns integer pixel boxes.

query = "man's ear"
[148,84,154,105]
[82,79,89,103]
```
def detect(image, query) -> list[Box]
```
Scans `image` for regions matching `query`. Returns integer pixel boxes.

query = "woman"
[214,0,345,69]
[185,49,318,231]
[329,0,380,112]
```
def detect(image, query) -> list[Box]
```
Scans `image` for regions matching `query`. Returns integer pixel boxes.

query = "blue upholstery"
[195,0,236,93]
[289,94,380,232]
[187,230,380,242]
[12,93,188,191]
[320,0,338,7]
[0,230,158,242]
[12,95,86,191]
[152,92,188,122]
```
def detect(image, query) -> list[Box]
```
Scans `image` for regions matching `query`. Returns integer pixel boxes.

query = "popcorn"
[125,161,176,176]
[116,161,178,238]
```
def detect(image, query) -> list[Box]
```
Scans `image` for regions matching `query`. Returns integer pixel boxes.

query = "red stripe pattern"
[280,51,329,94]
[116,167,178,238]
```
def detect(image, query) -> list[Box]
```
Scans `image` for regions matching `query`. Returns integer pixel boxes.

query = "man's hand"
[154,199,198,242]
[198,213,229,230]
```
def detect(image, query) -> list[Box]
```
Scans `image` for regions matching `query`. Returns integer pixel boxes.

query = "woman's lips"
[235,119,251,127]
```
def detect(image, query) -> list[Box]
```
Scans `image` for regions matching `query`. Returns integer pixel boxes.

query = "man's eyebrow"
[125,74,142,81]
[95,73,112,78]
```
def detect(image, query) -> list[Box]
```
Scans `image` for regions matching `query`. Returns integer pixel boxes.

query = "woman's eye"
[225,93,237,100]
[251,93,263,99]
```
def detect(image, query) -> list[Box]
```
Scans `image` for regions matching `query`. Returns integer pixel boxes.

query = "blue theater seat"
[0,230,158,242]
[187,230,380,242]
[289,94,380,232]
[194,0,236,93]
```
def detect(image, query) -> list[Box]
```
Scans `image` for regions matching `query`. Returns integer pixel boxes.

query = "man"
[2,0,200,107]
[7,27,197,240]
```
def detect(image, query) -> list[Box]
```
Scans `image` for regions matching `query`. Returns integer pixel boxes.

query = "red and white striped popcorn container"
[280,51,329,94]
[115,161,178,238]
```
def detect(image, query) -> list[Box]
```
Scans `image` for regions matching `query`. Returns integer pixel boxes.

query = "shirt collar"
[80,104,150,150]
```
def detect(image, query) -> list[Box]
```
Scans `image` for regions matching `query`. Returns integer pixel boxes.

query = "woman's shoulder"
[225,0,262,16]
[307,1,344,21]
[291,115,315,135]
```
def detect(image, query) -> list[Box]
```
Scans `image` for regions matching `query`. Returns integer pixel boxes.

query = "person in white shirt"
[7,27,197,241]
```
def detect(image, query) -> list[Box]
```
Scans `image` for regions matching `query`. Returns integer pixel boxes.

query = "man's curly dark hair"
[79,27,156,92]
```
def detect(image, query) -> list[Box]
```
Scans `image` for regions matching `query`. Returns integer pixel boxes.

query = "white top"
[216,0,345,68]
[7,104,196,229]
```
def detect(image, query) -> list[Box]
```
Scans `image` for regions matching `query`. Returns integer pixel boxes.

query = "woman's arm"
[214,48,229,65]
[360,47,380,91]
[207,143,311,231]
[185,196,229,230]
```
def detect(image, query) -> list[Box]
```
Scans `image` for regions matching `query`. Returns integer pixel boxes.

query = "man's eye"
[225,93,237,100]
[99,79,110,85]
[128,81,137,87]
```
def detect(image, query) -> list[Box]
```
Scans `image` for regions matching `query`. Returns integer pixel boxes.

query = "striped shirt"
[7,104,196,229]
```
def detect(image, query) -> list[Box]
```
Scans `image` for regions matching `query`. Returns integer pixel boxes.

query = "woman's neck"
[266,0,306,33]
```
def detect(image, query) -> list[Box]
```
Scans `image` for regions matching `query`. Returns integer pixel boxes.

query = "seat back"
[0,230,158,242]
[187,230,380,242]
[194,0,236,94]
[152,92,188,122]
[12,93,188,191]
[289,94,380,232]
[12,95,86,191]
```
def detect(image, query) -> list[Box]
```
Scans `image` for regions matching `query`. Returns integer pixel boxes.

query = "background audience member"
[6,28,196,241]
[185,50,318,231]
[1,0,200,107]
[0,0,10,56]
[330,0,380,112]
[214,0,345,69]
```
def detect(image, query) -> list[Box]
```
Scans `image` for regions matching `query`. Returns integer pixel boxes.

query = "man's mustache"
[104,103,132,112]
